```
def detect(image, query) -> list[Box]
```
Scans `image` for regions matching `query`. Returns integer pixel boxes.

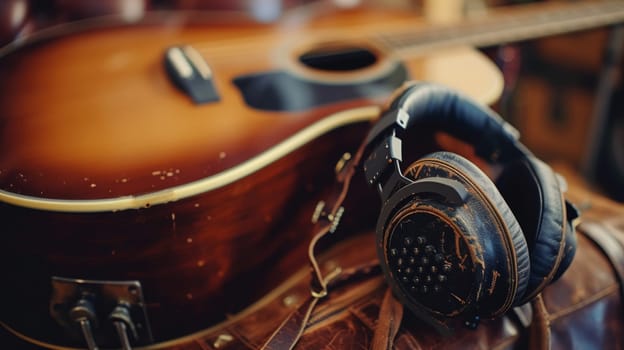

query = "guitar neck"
[381,0,624,55]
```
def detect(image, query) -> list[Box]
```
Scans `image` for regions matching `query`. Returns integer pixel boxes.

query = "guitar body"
[0,5,502,348]
[1,120,374,346]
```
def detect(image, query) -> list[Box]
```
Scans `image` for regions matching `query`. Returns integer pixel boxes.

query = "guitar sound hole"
[299,46,377,72]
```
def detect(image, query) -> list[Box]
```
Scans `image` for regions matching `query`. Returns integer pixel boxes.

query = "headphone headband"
[363,83,528,200]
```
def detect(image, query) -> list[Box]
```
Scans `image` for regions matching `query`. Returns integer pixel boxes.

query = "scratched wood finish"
[0,121,374,343]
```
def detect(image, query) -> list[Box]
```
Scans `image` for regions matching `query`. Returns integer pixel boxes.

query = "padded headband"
[363,82,530,198]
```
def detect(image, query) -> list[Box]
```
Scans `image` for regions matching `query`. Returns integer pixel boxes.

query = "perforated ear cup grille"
[377,151,530,319]
[385,210,478,317]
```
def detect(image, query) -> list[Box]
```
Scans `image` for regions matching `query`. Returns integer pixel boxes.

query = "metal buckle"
[363,134,402,186]
[311,201,344,233]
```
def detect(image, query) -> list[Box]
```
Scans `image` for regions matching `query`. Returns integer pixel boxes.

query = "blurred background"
[1,0,622,201]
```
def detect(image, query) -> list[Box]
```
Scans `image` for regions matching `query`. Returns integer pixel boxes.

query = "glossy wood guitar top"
[0,5,503,211]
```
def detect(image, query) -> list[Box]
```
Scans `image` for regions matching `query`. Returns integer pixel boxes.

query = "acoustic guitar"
[1,1,622,349]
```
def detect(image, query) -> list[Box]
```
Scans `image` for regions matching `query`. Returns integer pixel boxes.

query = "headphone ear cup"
[377,151,530,326]
[495,157,576,304]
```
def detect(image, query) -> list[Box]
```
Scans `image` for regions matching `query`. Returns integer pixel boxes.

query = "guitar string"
[179,1,624,63]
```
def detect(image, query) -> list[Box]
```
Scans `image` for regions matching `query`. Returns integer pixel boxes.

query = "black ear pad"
[377,151,530,327]
[495,156,577,304]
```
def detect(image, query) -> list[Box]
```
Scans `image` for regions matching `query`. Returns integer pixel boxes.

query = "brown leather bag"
[130,164,621,350]
[4,153,620,350]
[42,163,613,350]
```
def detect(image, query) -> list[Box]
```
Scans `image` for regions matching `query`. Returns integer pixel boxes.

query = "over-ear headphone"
[362,82,578,335]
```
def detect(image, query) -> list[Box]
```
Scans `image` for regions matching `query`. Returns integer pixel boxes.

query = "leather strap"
[371,287,404,350]
[261,296,320,350]
[578,221,624,307]
[308,141,368,297]
[260,136,374,350]
[529,294,551,350]
[260,259,381,349]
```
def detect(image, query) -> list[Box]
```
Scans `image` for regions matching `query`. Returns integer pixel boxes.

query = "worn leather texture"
[116,164,621,350]
[204,165,623,350]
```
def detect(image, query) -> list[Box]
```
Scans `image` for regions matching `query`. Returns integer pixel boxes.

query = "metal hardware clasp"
[50,277,153,350]
[311,201,344,233]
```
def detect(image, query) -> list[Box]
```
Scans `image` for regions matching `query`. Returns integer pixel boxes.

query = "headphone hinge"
[364,107,409,147]
[363,134,403,187]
